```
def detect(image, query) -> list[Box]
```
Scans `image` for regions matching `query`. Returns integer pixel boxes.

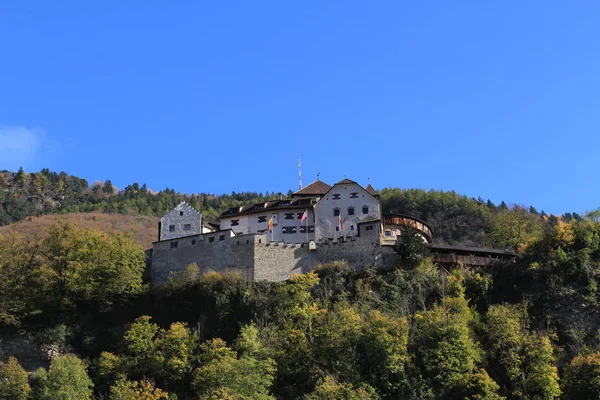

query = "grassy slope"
[0,212,159,250]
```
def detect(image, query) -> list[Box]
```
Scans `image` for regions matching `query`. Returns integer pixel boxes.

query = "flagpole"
[306,209,309,244]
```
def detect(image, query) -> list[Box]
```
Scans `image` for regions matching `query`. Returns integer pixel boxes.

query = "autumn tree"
[563,350,600,399]
[303,375,379,400]
[0,356,31,400]
[109,379,170,400]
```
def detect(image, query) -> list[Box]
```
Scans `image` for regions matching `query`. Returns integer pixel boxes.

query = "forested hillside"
[2,218,600,399]
[0,168,585,249]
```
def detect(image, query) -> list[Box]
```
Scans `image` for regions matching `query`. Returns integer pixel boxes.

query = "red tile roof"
[293,180,332,196]
[365,184,378,196]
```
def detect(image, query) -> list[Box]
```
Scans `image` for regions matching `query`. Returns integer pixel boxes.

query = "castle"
[150,178,512,285]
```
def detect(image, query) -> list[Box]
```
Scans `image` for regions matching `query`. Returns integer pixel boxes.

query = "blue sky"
[1,1,599,215]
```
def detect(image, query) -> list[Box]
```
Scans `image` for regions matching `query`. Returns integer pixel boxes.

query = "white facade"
[220,208,315,243]
[314,181,381,241]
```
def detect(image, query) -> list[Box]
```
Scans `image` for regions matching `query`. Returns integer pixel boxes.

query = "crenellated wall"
[151,219,397,285]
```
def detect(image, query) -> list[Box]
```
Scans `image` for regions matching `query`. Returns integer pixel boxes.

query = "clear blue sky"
[1,1,599,215]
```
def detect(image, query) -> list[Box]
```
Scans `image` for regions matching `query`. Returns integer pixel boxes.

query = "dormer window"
[332,194,341,200]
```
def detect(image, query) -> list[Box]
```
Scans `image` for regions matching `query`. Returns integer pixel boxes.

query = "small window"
[184,223,191,231]
[209,237,215,243]
[309,226,315,233]
[231,219,239,226]
[350,192,359,198]
[169,225,175,232]
[362,206,369,214]
[350,225,354,231]
[333,209,340,217]
[170,241,178,248]
[219,235,225,241]
[336,226,340,232]
[297,213,303,219]
[348,207,355,215]
[258,216,267,223]
[179,211,184,216]
[282,226,297,234]
[284,213,294,220]
[332,194,341,200]
[191,239,196,245]
[385,230,392,237]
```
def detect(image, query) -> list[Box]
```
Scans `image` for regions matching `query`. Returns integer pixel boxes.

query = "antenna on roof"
[298,156,302,190]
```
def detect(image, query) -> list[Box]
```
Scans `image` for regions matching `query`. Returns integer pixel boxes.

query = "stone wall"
[159,202,202,241]
[151,233,260,285]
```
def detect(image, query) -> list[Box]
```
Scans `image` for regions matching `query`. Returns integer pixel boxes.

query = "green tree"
[42,223,146,308]
[33,354,94,400]
[0,356,31,400]
[393,224,430,269]
[491,206,542,251]
[192,338,276,400]
[359,310,409,395]
[103,179,115,194]
[484,304,561,399]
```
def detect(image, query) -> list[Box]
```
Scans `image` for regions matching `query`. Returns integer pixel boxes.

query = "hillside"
[0,212,159,249]
[0,167,587,249]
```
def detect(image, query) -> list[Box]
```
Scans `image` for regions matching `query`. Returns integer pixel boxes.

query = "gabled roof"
[365,184,378,196]
[293,180,332,196]
[335,178,357,185]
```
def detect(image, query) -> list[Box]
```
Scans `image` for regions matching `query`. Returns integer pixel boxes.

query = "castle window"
[184,224,191,231]
[180,211,184,216]
[219,235,225,241]
[384,230,392,237]
[209,237,215,243]
[332,194,341,200]
[362,206,369,214]
[192,239,196,245]
[284,213,294,220]
[231,219,239,226]
[258,216,267,223]
[300,226,306,233]
[282,226,297,234]
[336,226,340,232]
[350,192,359,198]
[348,207,355,215]
[170,241,178,248]
[333,209,340,217]
[169,225,175,232]
[350,225,354,231]
[297,212,303,219]
[309,226,315,233]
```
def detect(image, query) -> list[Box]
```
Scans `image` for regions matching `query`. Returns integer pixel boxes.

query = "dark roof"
[430,244,515,257]
[335,178,357,185]
[220,197,315,218]
[365,184,378,196]
[293,180,332,196]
